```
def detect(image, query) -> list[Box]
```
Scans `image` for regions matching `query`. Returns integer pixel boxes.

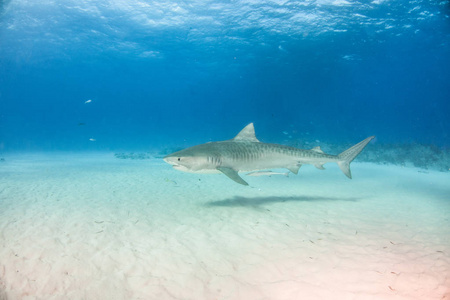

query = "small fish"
[246,171,289,177]
[89,138,96,142]
[85,99,92,104]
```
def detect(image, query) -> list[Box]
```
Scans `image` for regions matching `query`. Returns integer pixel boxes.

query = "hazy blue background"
[0,0,449,152]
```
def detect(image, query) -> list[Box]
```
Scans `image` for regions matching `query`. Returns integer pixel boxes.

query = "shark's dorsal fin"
[311,146,324,153]
[232,123,260,142]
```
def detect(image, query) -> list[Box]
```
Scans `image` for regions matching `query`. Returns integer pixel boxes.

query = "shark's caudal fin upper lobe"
[337,136,375,179]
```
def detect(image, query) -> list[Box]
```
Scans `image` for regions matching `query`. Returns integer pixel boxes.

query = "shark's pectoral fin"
[217,167,249,186]
[287,164,302,174]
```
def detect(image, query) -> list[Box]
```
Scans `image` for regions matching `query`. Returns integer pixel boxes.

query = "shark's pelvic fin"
[287,164,301,174]
[232,123,260,143]
[217,167,249,185]
[337,136,375,179]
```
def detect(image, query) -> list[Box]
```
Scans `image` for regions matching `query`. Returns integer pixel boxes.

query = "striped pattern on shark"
[164,123,375,185]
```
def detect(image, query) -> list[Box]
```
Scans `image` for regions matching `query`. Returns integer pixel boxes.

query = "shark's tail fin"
[337,136,375,179]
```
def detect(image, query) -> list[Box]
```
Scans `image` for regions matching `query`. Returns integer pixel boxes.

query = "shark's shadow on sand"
[205,195,359,209]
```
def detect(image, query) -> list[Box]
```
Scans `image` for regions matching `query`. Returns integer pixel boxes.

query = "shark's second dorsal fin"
[311,146,324,153]
[232,123,260,142]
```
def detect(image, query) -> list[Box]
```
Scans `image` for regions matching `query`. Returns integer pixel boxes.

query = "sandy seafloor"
[0,152,449,300]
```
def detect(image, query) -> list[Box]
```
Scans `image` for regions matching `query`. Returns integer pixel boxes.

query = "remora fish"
[164,123,374,185]
[246,171,289,177]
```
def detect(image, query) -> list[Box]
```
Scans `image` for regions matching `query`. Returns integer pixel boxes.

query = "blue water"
[0,0,449,152]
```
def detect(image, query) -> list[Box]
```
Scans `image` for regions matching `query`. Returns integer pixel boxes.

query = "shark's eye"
[178,158,181,161]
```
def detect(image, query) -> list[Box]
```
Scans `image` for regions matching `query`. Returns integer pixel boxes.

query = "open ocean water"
[0,0,449,152]
[0,1,450,299]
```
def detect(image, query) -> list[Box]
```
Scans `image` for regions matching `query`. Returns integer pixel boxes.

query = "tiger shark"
[164,123,374,185]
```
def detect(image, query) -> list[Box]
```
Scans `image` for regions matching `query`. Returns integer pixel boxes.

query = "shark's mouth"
[172,165,205,173]
[165,161,185,170]
[171,164,220,174]
[172,165,186,171]
[163,157,191,172]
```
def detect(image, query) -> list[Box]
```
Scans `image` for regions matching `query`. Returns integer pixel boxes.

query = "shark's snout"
[163,155,192,172]
[163,155,178,166]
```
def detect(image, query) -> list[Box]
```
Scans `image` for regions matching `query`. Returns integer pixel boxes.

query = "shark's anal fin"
[314,164,325,170]
[217,167,249,186]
